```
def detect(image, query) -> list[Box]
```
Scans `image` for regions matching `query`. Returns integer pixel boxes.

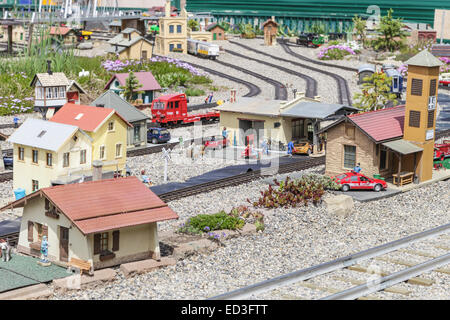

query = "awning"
[382,139,423,155]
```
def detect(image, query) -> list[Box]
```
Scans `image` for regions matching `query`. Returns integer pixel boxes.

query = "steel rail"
[224,47,318,98]
[209,222,450,300]
[321,252,450,300]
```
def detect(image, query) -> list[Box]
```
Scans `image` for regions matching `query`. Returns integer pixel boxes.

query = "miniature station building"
[1,176,178,270]
[49,26,78,46]
[206,23,226,41]
[104,71,161,104]
[8,118,93,195]
[321,50,442,185]
[263,18,278,46]
[49,103,132,177]
[215,92,357,150]
[91,91,149,148]
[107,27,154,60]
[109,20,122,34]
[0,24,26,44]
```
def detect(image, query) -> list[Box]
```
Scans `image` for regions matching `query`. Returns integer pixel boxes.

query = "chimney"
[92,160,103,181]
[47,60,53,75]
[165,0,171,17]
[96,104,105,108]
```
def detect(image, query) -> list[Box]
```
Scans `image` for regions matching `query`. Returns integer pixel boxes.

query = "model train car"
[296,33,324,48]
[187,39,220,60]
[357,64,404,98]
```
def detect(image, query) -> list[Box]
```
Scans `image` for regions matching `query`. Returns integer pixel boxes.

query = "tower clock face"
[428,96,436,110]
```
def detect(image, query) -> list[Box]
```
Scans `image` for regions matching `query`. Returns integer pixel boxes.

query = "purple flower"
[204,226,210,231]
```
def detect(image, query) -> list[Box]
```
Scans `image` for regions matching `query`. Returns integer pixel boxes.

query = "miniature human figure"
[222,127,228,140]
[0,239,10,262]
[287,141,295,157]
[353,163,362,173]
[40,236,49,263]
[204,95,209,104]
[13,116,19,128]
[208,92,214,103]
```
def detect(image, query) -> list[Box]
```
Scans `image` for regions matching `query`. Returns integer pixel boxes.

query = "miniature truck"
[150,93,219,126]
[434,140,450,161]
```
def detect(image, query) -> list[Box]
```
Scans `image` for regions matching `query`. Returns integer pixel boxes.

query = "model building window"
[36,223,43,241]
[46,153,52,166]
[99,146,106,159]
[53,87,58,98]
[115,143,122,158]
[169,25,174,33]
[177,44,181,49]
[410,78,423,96]
[46,87,52,99]
[292,120,304,139]
[429,79,437,96]
[108,120,115,131]
[345,125,355,139]
[177,25,182,33]
[343,145,356,169]
[80,149,86,164]
[169,43,174,52]
[59,86,66,98]
[18,147,24,161]
[32,180,39,192]
[409,110,421,128]
[100,232,108,251]
[380,150,388,170]
[32,150,38,164]
[63,152,70,167]
[427,110,435,128]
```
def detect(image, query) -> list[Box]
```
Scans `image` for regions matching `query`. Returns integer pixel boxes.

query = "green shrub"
[185,87,205,96]
[178,211,245,235]
[188,75,213,85]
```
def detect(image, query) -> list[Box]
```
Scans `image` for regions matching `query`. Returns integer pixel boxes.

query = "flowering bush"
[439,57,450,74]
[318,45,356,60]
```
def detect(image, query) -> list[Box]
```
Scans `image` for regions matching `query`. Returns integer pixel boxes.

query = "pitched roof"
[104,71,161,92]
[347,106,405,142]
[262,19,278,27]
[50,103,132,132]
[91,91,149,123]
[121,27,141,35]
[31,72,70,87]
[280,101,357,119]
[7,118,90,152]
[206,23,225,31]
[49,26,73,36]
[1,177,178,235]
[67,80,87,94]
[405,50,444,67]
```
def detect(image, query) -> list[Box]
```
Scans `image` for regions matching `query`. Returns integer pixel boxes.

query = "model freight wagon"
[151,93,219,126]
[187,39,220,59]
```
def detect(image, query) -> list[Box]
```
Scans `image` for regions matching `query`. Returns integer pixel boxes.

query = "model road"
[210,222,450,300]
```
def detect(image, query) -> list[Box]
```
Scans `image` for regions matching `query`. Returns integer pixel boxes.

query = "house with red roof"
[50,103,132,177]
[1,176,178,270]
[49,26,78,45]
[104,71,161,104]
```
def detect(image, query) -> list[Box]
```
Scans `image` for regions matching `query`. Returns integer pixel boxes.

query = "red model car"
[204,136,227,150]
[333,171,388,192]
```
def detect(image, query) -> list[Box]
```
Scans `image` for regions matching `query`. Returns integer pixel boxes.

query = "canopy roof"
[382,139,423,155]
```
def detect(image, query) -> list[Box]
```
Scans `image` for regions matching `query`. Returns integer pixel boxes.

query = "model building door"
[60,226,69,262]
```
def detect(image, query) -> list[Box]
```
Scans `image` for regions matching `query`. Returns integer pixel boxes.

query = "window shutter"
[112,230,120,252]
[45,199,50,210]
[28,221,34,242]
[42,225,48,238]
[409,110,421,128]
[94,234,101,254]
[429,79,437,96]
[410,79,423,96]
[427,110,435,128]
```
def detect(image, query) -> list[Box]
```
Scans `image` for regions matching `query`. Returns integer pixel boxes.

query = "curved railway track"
[210,222,450,300]
[223,48,318,98]
[229,40,352,105]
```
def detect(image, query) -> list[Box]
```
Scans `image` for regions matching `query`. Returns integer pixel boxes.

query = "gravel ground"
[48,167,449,300]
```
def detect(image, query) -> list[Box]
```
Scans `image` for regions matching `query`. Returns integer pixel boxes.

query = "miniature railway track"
[224,48,318,98]
[210,222,450,300]
[158,156,325,202]
[208,58,288,100]
[278,40,353,105]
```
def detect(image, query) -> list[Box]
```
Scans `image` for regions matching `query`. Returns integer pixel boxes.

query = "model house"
[321,50,442,185]
[49,26,78,46]
[30,63,70,119]
[107,27,154,60]
[154,0,188,54]
[206,23,226,41]
[49,103,132,177]
[104,71,161,104]
[7,118,93,195]
[66,80,87,104]
[91,91,149,148]
[215,92,356,149]
[2,176,178,270]
[263,18,278,46]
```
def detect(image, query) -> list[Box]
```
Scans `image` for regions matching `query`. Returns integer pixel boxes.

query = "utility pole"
[162,147,171,183]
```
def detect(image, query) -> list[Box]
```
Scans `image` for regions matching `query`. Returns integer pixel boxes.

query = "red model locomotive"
[151,93,219,126]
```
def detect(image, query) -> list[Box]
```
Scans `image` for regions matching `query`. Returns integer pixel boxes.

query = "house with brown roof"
[104,71,161,104]
[321,50,442,186]
[262,18,278,46]
[2,176,178,270]
[49,26,78,46]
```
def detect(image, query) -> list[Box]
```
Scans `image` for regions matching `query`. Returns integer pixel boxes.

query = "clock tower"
[403,50,443,182]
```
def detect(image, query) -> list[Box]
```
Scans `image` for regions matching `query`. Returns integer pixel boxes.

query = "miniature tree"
[119,72,144,102]
[372,9,407,52]
[353,72,398,111]
[352,15,367,48]
[310,22,325,35]
[188,19,200,31]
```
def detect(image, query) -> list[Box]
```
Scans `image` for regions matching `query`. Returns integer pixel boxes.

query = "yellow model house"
[107,28,154,60]
[155,0,188,55]
[7,118,93,195]
[50,103,132,176]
